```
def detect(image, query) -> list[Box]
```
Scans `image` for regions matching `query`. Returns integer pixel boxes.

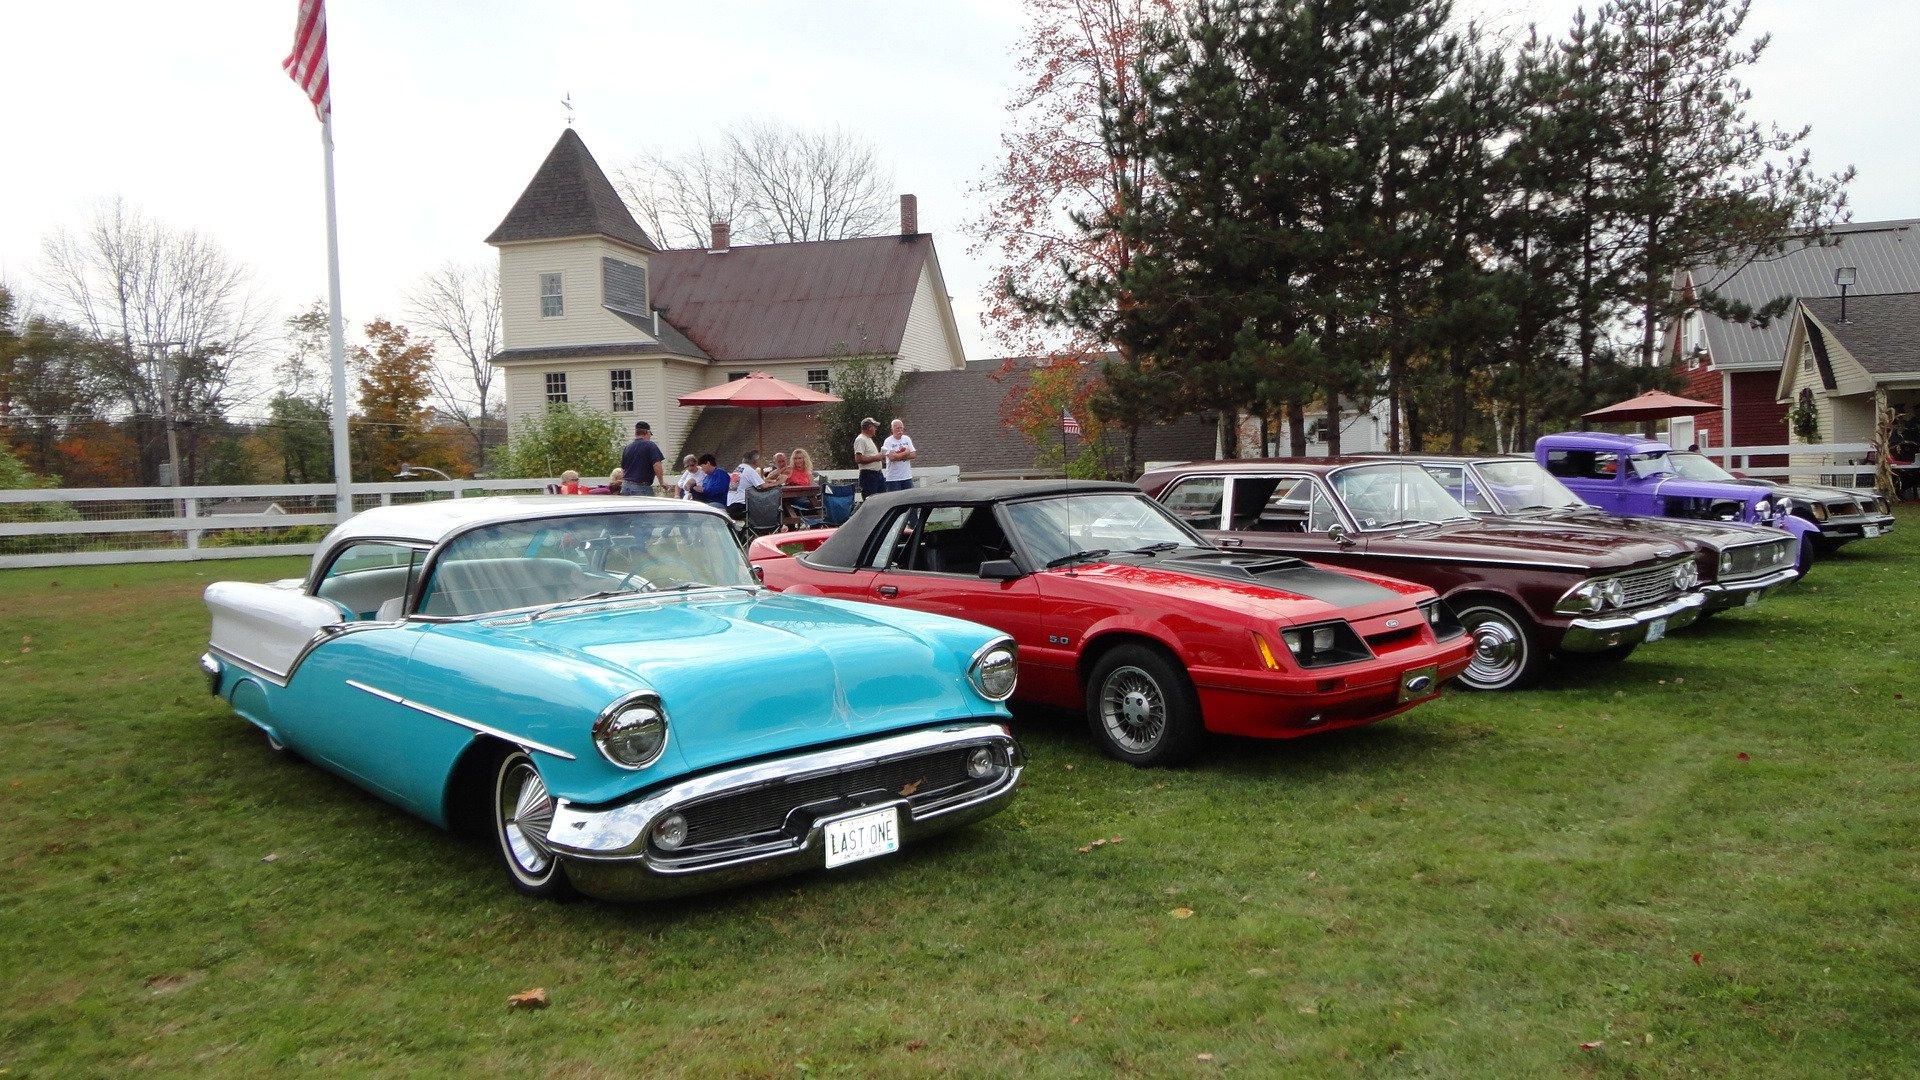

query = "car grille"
[1722,537,1795,581]
[1617,562,1686,609]
[675,746,983,850]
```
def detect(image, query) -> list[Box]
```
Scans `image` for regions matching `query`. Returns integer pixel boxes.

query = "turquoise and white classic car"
[201,496,1023,901]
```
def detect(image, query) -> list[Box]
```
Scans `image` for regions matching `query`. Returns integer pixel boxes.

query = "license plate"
[1864,525,1882,538]
[1398,664,1440,702]
[1744,591,1761,607]
[1645,618,1667,643]
[823,806,900,869]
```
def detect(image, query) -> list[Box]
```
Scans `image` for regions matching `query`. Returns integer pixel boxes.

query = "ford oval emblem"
[1386,618,1401,628]
[1405,674,1434,695]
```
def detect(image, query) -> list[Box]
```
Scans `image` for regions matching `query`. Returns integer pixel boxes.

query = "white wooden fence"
[0,466,967,570]
[1705,442,1876,487]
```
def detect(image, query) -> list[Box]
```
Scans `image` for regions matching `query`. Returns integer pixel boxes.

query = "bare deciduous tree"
[37,197,270,483]
[616,120,894,248]
[405,262,502,462]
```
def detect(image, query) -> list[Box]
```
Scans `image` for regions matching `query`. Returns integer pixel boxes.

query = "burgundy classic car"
[1138,460,1706,691]
[750,481,1473,767]
[1376,453,1801,616]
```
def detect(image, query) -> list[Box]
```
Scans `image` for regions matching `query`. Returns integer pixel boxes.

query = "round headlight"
[966,746,998,779]
[968,641,1018,701]
[1602,579,1627,609]
[651,812,688,850]
[1673,563,1698,591]
[1754,499,1772,518]
[593,695,668,769]
[1719,551,1734,573]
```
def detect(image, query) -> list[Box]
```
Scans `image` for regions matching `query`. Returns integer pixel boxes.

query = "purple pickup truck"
[1535,432,1820,571]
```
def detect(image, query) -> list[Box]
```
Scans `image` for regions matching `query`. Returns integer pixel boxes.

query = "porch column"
[1719,370,1733,464]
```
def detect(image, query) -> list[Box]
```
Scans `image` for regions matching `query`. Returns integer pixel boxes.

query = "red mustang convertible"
[750,481,1473,766]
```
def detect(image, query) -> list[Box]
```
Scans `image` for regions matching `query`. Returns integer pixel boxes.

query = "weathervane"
[562,92,575,127]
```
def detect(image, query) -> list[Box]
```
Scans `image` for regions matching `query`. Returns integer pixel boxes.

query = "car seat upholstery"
[420,557,592,616]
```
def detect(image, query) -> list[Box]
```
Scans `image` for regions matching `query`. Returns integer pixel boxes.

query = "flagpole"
[321,113,353,519]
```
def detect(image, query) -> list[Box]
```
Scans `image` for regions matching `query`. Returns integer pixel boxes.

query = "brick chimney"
[899,194,918,237]
[710,220,731,252]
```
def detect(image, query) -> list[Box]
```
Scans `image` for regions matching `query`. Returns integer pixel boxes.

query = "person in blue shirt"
[619,421,666,495]
[697,454,731,506]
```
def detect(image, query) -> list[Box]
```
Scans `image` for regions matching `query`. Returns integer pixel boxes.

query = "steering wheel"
[615,568,657,592]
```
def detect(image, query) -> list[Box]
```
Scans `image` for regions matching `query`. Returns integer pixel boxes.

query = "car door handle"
[878,585,899,598]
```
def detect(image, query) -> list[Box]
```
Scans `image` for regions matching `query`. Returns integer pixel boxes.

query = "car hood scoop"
[1110,549,1404,609]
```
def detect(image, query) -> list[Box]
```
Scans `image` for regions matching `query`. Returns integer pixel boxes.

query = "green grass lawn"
[3,516,1917,1077]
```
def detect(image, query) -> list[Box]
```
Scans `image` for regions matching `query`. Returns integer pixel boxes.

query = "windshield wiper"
[1045,548,1110,569]
[1370,518,1433,530]
[1511,503,1566,513]
[525,585,654,621]
[1122,541,1182,557]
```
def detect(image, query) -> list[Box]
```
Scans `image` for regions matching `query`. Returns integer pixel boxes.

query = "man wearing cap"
[619,421,666,495]
[852,417,886,500]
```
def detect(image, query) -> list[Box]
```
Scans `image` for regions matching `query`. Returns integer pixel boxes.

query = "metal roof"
[648,235,933,362]
[1692,218,1920,373]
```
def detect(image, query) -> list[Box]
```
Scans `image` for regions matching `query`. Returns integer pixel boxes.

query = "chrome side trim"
[345,679,578,761]
[208,644,289,687]
[1702,566,1800,595]
[285,620,397,684]
[199,652,224,695]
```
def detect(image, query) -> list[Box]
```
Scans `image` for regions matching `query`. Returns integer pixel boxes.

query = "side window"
[1227,476,1310,532]
[1304,484,1341,533]
[907,505,1012,575]
[868,509,922,570]
[1161,477,1224,528]
[539,273,563,317]
[315,542,421,621]
[1544,449,1617,480]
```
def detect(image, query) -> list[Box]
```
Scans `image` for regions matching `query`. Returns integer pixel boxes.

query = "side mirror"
[978,559,1023,581]
[750,564,766,585]
[1327,524,1355,547]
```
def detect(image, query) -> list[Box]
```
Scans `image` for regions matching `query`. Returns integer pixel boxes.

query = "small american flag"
[1062,410,1082,437]
[282,0,331,120]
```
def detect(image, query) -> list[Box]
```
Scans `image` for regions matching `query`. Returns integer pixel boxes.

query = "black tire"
[491,749,577,901]
[1084,643,1205,767]
[1795,536,1818,575]
[1452,598,1541,691]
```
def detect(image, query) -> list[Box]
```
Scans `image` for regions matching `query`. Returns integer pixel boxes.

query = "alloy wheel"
[1099,665,1167,754]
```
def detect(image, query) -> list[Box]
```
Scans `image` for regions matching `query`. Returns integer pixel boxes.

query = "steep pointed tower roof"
[485,128,657,252]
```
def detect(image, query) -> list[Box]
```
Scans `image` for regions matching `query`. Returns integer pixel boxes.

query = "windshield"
[1475,459,1585,512]
[1001,493,1199,567]
[1330,463,1473,528]
[418,510,754,617]
[1627,452,1676,479]
[1670,452,1737,482]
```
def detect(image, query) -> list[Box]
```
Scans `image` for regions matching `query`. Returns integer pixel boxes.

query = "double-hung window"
[609,369,634,413]
[545,372,568,405]
[539,273,564,317]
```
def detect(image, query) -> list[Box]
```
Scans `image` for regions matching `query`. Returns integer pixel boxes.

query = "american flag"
[1062,410,1082,437]
[282,0,331,120]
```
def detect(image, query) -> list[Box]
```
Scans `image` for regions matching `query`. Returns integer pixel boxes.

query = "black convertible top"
[805,480,1141,570]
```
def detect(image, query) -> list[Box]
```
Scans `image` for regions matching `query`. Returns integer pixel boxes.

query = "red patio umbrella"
[677,372,841,457]
[1581,390,1718,424]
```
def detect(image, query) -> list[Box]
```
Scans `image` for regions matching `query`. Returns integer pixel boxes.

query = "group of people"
[553,418,925,522]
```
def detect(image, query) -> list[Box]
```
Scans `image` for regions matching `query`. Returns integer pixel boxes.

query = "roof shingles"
[1799,292,1920,378]
[486,129,658,252]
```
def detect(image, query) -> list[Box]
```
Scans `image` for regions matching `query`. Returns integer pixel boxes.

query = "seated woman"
[783,447,822,526]
[558,469,587,495]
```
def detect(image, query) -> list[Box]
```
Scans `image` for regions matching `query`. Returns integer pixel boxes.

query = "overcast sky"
[2,0,1911,377]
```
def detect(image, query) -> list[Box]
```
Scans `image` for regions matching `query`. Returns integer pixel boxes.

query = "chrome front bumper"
[1558,591,1706,653]
[1699,566,1801,613]
[544,721,1023,901]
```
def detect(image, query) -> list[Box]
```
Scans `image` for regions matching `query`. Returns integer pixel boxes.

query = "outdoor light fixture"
[1836,265,1858,322]
[395,463,453,481]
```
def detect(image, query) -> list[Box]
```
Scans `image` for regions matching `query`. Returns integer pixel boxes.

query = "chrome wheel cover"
[497,757,556,881]
[1460,610,1524,689]
[1099,665,1167,754]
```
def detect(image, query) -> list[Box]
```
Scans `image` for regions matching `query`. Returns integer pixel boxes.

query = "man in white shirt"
[729,450,769,518]
[674,455,701,499]
[853,417,886,499]
[881,419,917,492]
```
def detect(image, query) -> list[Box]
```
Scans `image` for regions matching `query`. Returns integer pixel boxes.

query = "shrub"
[498,405,623,480]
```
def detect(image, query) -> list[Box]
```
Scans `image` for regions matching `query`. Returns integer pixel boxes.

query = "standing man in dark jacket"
[619,421,666,495]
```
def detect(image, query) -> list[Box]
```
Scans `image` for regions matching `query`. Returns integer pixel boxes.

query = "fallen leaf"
[144,974,187,994]
[1736,752,1750,762]
[1197,1053,1215,1062]
[1579,1041,1604,1051]
[1063,763,1075,771]
[261,852,280,863]
[1070,1014,1083,1025]
[1077,844,1093,853]
[905,1040,926,1052]
[1170,906,1194,919]
[1306,870,1318,881]
[899,779,922,797]
[1298,1005,1318,1015]
[507,987,549,1010]
[1691,952,1703,965]
[1643,1033,1654,1044]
